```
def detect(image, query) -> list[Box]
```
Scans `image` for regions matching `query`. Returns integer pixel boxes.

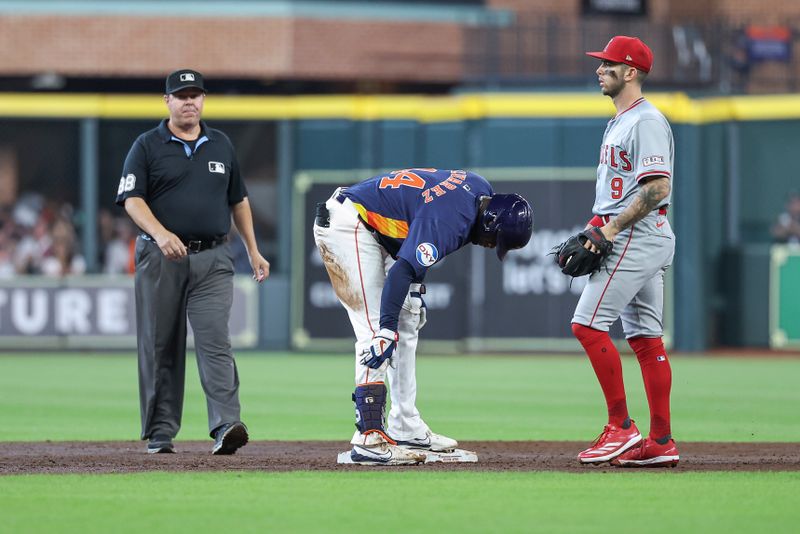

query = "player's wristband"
[588,215,605,227]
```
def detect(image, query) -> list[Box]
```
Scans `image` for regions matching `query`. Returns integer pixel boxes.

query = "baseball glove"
[550,227,613,277]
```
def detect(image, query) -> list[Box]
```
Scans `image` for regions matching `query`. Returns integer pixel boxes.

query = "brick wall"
[712,0,800,24]
[0,4,797,90]
[0,16,291,77]
[0,14,464,82]
[488,0,578,16]
[490,0,800,23]
[290,19,465,81]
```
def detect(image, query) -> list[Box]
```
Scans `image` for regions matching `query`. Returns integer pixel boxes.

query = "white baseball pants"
[313,189,429,442]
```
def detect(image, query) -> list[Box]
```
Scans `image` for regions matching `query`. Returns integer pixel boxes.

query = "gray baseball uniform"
[572,98,675,336]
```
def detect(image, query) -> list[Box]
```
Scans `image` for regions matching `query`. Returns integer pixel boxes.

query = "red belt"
[592,206,667,226]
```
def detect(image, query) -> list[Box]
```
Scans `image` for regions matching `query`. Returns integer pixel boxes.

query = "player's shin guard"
[353,382,395,444]
[628,336,672,440]
[572,323,630,427]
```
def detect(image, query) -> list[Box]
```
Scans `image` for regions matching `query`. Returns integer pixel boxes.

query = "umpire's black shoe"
[147,436,175,454]
[212,421,249,455]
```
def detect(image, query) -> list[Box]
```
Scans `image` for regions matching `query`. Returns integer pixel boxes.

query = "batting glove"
[410,283,427,331]
[361,328,398,369]
[417,299,427,331]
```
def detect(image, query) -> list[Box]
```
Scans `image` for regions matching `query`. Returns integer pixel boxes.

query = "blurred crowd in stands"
[0,187,797,279]
[0,193,136,278]
[0,193,254,278]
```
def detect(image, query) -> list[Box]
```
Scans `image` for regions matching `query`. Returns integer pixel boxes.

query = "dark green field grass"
[0,352,797,442]
[1,352,798,533]
[4,471,798,533]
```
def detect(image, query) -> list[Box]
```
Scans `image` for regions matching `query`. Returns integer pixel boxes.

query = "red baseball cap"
[586,36,653,73]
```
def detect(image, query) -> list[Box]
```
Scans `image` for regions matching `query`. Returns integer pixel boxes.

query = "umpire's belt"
[140,233,227,253]
[184,236,227,253]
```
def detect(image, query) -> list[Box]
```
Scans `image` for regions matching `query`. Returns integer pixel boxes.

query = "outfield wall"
[1,92,797,351]
[0,275,261,350]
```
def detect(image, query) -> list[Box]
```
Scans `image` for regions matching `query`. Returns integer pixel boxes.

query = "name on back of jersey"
[421,169,468,204]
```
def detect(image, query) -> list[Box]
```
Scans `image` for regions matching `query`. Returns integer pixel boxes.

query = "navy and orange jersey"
[342,168,492,279]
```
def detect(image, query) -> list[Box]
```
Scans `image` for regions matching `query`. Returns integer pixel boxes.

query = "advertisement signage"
[0,276,259,349]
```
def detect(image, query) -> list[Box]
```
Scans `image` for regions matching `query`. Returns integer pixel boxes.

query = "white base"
[337,448,478,464]
[422,449,478,464]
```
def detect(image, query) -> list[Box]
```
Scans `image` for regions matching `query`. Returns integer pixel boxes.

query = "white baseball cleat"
[346,442,426,465]
[394,430,458,452]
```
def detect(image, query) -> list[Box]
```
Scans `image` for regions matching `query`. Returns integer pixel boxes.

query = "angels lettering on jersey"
[593,98,674,214]
[599,145,632,172]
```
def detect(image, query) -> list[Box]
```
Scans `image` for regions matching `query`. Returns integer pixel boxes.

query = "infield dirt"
[1,441,798,475]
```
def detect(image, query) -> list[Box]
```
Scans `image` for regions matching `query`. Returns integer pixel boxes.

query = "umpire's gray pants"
[135,237,240,441]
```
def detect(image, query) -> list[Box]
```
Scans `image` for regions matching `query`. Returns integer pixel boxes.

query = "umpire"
[116,69,270,455]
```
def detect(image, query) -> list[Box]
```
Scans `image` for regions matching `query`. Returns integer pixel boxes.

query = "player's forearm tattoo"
[610,177,670,233]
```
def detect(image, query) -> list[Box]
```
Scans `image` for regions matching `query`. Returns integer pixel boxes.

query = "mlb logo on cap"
[165,69,206,94]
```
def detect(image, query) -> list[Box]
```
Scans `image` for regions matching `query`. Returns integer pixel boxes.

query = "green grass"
[0,352,798,442]
[1,471,798,534]
[1,352,798,534]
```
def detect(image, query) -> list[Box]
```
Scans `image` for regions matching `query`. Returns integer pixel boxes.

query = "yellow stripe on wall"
[0,92,799,124]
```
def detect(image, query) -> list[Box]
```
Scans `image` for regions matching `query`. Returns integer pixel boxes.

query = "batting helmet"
[473,193,533,260]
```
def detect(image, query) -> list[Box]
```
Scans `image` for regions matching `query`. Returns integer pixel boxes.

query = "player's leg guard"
[352,382,395,444]
[346,382,426,465]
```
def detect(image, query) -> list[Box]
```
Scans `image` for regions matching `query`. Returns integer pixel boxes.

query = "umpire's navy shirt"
[115,119,247,240]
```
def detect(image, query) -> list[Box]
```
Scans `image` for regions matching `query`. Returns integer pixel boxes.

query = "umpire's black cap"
[165,69,205,94]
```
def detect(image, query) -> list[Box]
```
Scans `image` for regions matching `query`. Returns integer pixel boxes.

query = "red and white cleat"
[612,437,680,468]
[578,421,642,464]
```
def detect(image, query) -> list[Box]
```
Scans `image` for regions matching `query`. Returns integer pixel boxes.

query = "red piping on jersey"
[614,97,646,119]
[636,170,671,182]
[589,226,635,327]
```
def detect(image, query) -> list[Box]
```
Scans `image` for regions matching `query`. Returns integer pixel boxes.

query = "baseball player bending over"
[314,169,533,465]
[555,36,679,467]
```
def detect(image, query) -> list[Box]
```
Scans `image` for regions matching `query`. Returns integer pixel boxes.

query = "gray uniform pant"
[572,214,675,337]
[135,236,240,441]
